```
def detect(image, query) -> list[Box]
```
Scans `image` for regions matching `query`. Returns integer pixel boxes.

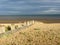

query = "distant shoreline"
[0,19,59,23]
[0,15,60,20]
[0,15,59,23]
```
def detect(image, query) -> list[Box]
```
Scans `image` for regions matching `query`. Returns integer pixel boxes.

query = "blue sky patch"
[0,0,60,15]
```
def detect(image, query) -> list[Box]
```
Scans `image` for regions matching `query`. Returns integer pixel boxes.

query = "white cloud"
[40,6,60,7]
[41,8,60,14]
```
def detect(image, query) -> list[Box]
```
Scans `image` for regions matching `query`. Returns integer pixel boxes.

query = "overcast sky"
[0,0,60,15]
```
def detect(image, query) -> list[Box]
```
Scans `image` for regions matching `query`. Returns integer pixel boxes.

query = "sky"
[0,0,60,15]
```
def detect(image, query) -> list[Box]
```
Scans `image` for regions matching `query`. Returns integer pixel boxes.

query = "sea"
[0,14,60,20]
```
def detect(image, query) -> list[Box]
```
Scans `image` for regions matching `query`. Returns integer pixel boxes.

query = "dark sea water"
[0,14,60,20]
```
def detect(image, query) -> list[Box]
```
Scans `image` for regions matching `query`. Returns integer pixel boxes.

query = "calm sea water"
[0,14,60,20]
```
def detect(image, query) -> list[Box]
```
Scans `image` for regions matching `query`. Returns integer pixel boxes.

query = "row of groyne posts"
[0,20,35,34]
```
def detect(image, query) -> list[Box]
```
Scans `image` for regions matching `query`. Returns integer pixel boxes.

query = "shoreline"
[0,19,59,23]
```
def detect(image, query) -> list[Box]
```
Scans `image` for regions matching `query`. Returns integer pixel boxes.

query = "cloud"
[41,8,60,14]
[0,0,60,15]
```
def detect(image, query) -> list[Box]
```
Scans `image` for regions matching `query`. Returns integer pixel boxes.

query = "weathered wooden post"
[27,21,30,26]
[11,24,15,30]
[23,21,27,26]
[32,20,35,24]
